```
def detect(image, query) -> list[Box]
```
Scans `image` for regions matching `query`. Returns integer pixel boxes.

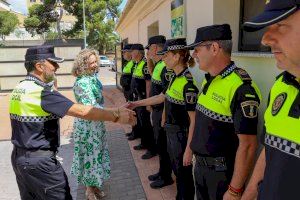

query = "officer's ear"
[211,42,221,56]
[34,61,44,73]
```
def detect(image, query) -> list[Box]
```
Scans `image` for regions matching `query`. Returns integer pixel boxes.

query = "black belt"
[164,124,187,131]
[195,155,226,167]
[14,146,57,157]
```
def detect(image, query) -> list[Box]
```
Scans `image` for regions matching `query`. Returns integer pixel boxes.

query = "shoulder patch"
[241,100,259,118]
[234,68,252,82]
[185,92,197,104]
[143,66,150,75]
[165,70,174,82]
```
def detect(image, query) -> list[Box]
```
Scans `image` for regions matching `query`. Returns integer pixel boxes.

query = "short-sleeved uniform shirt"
[120,60,134,90]
[10,75,74,150]
[150,60,174,110]
[190,63,260,159]
[163,68,199,128]
[130,58,151,99]
[258,72,300,200]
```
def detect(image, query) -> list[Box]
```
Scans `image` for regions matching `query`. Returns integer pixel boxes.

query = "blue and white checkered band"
[166,94,185,105]
[10,114,59,123]
[220,64,237,78]
[25,76,54,87]
[265,134,300,159]
[167,45,186,51]
[196,104,233,123]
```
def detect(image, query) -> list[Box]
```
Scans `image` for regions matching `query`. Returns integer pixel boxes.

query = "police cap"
[121,44,133,52]
[186,24,232,50]
[130,43,144,51]
[25,45,64,63]
[145,35,166,49]
[157,38,187,55]
[243,0,300,32]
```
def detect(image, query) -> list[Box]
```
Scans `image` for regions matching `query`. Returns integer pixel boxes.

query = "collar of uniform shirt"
[282,71,300,89]
[219,61,237,78]
[175,67,189,77]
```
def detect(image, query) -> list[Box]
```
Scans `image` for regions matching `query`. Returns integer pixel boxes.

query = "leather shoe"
[148,172,160,181]
[141,150,156,159]
[133,144,146,150]
[150,178,174,189]
[128,135,138,141]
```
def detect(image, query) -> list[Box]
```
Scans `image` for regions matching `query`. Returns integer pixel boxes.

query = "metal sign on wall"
[171,0,186,38]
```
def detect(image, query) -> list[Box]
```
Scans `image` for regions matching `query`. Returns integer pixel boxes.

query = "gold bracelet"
[112,109,120,122]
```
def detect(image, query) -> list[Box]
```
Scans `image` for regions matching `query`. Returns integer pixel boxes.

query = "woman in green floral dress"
[71,49,110,200]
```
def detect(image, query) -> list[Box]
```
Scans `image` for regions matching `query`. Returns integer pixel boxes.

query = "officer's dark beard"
[43,71,56,83]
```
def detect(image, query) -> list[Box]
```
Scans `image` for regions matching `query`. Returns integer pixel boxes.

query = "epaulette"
[275,71,286,80]
[234,68,252,82]
[184,71,194,82]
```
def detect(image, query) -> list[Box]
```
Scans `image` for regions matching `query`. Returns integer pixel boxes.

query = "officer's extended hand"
[116,107,137,126]
[183,148,193,166]
[223,190,241,200]
[124,101,138,110]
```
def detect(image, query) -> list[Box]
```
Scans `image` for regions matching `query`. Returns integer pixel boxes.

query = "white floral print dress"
[71,75,110,188]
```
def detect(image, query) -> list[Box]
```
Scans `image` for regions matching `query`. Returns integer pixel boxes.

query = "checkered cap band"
[151,78,163,85]
[265,134,300,158]
[10,114,59,122]
[166,94,185,105]
[196,104,233,123]
[167,45,186,51]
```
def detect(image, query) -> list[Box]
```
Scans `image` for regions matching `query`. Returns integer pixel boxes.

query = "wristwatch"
[112,109,120,123]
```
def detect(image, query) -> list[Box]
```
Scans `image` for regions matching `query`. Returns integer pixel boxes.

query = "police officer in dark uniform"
[187,24,261,200]
[130,43,157,159]
[120,44,134,102]
[242,1,300,199]
[9,45,136,200]
[120,44,136,138]
[128,38,198,199]
[144,35,174,188]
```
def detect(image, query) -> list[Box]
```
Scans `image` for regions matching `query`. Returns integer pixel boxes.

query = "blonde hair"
[72,49,100,77]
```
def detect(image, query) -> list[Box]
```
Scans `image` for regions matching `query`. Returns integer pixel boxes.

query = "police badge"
[272,93,287,116]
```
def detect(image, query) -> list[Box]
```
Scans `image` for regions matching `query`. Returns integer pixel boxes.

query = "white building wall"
[186,0,214,44]
[138,0,171,45]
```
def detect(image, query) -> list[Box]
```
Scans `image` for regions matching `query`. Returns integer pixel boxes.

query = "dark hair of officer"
[24,60,43,72]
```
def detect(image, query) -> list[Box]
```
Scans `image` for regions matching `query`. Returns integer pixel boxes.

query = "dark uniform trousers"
[194,155,234,200]
[123,88,132,102]
[136,105,155,152]
[151,108,172,180]
[132,92,155,152]
[164,124,195,200]
[11,147,72,200]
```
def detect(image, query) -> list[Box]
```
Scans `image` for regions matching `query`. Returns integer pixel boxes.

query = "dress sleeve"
[73,77,100,107]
